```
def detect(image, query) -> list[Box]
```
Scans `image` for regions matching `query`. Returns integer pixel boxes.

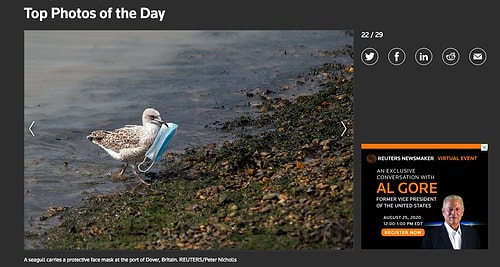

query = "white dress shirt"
[444,222,461,250]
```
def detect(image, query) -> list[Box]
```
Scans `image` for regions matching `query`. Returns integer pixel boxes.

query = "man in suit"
[421,194,481,249]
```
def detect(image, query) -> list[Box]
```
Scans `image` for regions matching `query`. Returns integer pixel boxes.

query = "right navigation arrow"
[341,121,347,136]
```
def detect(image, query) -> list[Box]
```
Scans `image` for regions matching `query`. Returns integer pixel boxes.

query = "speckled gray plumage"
[87,108,165,185]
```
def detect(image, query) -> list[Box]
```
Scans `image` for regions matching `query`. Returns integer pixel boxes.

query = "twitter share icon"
[361,47,379,66]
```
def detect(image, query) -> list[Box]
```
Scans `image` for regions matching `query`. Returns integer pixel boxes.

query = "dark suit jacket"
[421,223,481,249]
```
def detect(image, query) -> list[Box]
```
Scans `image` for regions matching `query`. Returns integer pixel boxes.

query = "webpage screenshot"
[17,0,496,266]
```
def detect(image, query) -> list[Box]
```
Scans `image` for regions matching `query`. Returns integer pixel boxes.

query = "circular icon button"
[469,47,487,66]
[361,47,379,66]
[388,47,406,66]
[442,47,460,66]
[415,48,433,66]
[366,154,377,163]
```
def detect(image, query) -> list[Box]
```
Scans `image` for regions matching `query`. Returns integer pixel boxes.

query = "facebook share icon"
[388,47,406,66]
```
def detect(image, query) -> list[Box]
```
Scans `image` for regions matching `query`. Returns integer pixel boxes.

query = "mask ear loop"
[137,156,154,173]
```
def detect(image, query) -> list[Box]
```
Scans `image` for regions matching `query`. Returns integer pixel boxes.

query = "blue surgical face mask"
[138,123,178,172]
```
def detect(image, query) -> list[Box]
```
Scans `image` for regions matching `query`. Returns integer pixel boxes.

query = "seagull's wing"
[87,125,143,154]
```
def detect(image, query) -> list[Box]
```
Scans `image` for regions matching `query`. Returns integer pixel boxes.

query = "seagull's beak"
[157,117,168,127]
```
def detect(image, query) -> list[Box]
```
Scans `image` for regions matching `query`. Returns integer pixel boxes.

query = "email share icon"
[469,48,487,65]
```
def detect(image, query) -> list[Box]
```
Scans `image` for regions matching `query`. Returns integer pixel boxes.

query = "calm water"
[24,30,353,249]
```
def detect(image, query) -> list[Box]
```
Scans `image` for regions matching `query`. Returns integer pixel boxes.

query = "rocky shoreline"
[29,50,354,250]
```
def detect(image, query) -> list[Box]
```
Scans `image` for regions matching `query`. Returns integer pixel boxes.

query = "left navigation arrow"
[29,121,35,136]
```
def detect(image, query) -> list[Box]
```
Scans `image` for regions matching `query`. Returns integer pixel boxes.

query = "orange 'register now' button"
[381,228,425,237]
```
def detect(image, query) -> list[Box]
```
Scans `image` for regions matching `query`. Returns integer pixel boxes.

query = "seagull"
[87,108,166,185]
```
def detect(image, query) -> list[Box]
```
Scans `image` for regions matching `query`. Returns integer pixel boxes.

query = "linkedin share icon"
[388,48,406,66]
[361,47,379,66]
[415,47,433,66]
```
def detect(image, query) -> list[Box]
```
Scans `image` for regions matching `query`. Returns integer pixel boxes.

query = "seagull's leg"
[119,163,129,176]
[131,165,151,186]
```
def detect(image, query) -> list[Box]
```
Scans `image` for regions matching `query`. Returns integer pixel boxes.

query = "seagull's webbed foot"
[131,165,151,186]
